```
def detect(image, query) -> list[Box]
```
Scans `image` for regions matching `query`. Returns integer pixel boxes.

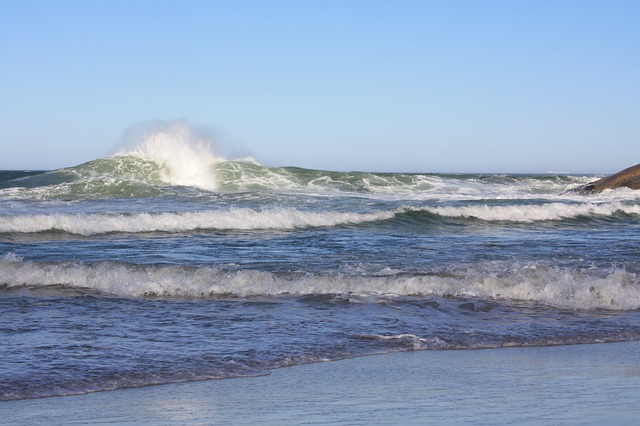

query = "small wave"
[1,201,638,235]
[418,202,640,223]
[0,208,397,235]
[361,334,451,350]
[2,255,638,310]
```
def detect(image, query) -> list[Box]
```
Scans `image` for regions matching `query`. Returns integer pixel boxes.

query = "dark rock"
[573,163,640,194]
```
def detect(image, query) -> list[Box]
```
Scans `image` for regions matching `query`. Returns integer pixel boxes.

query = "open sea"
[2,128,640,401]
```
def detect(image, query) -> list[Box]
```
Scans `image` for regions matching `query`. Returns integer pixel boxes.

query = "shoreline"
[5,341,640,425]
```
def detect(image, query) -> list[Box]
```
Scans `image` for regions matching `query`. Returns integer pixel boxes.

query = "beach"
[5,341,640,425]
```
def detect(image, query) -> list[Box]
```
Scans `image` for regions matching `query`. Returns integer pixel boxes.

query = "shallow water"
[5,342,640,425]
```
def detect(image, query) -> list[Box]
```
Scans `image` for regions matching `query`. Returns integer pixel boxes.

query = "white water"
[1,202,639,235]
[1,254,638,310]
[114,121,222,190]
[0,208,397,235]
[427,201,640,222]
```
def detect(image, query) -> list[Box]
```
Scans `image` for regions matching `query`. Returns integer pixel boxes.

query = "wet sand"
[5,341,640,425]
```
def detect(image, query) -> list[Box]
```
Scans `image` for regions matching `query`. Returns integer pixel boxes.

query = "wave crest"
[1,202,638,235]
[426,202,640,222]
[0,208,396,235]
[1,255,638,310]
[113,121,222,190]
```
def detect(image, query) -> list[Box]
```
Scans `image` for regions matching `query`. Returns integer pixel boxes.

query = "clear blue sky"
[1,0,638,173]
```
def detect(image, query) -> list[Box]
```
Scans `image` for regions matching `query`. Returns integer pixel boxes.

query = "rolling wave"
[1,254,638,310]
[0,202,638,235]
[426,201,640,222]
[0,208,396,235]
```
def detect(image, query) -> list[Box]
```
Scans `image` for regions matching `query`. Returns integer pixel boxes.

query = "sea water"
[2,123,640,400]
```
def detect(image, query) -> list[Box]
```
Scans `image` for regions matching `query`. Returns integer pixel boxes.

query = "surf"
[113,121,222,190]
[1,122,638,204]
[2,201,639,236]
[423,201,640,222]
[0,121,599,199]
[2,254,639,310]
[0,208,398,235]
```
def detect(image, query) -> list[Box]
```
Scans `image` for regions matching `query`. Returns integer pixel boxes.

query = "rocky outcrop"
[574,163,640,194]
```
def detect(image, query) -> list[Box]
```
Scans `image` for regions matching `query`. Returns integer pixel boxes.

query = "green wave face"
[63,156,167,197]
[0,154,596,201]
[213,162,429,193]
[1,156,169,199]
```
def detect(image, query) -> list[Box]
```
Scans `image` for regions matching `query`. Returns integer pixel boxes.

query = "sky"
[1,0,638,173]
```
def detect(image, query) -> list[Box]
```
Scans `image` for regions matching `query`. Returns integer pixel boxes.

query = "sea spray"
[114,121,221,190]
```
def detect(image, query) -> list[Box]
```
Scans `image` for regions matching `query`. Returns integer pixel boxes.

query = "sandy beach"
[5,341,640,425]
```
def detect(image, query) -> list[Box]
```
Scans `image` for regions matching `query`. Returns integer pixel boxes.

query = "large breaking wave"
[0,121,611,200]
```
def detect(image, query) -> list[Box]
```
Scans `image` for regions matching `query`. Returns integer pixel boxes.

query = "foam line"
[1,255,638,310]
[0,208,397,235]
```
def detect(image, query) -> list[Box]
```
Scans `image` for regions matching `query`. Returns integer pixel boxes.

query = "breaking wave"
[113,121,222,190]
[1,202,638,235]
[0,208,397,235]
[2,159,596,200]
[0,120,607,200]
[426,201,640,222]
[1,254,638,310]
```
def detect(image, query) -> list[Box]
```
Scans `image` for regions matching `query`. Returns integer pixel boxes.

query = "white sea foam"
[425,201,640,222]
[114,121,222,190]
[1,255,638,310]
[1,201,638,235]
[362,334,451,350]
[0,208,397,235]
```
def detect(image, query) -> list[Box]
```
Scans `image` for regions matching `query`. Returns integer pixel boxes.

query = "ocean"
[2,131,640,401]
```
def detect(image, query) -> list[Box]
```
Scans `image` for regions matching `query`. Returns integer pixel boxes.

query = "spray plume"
[114,121,221,190]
